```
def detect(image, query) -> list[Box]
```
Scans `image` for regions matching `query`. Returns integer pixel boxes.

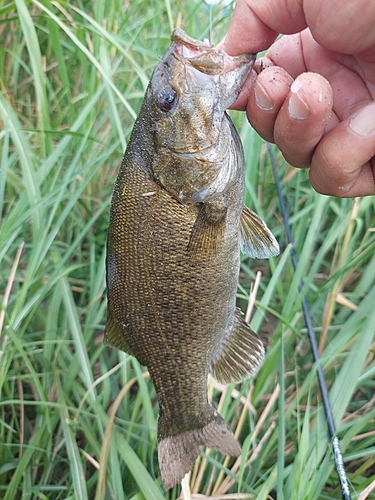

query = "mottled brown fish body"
[105,29,279,490]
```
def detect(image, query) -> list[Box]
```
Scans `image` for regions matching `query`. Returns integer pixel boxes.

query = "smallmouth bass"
[105,29,279,490]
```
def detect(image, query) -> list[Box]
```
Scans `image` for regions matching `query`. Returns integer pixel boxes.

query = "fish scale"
[105,28,279,490]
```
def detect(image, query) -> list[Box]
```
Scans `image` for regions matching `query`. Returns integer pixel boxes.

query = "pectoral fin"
[210,308,264,384]
[187,202,227,256]
[240,205,279,258]
[104,309,134,356]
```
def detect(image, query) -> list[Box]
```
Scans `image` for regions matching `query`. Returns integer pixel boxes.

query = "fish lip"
[170,28,256,75]
[171,28,213,51]
[170,141,216,157]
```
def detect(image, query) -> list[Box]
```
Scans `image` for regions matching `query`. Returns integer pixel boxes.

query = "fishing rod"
[267,144,351,500]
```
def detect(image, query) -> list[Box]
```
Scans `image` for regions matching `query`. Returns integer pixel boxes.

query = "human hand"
[219,0,375,197]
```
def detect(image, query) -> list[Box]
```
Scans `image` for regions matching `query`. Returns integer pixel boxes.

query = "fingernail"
[254,82,274,111]
[289,80,310,120]
[349,102,375,136]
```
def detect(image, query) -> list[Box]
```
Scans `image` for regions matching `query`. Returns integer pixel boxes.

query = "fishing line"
[267,143,351,500]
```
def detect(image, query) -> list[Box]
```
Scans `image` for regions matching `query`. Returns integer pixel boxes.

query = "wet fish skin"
[105,29,279,490]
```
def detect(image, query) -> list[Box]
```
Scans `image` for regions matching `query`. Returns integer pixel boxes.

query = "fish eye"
[157,85,178,112]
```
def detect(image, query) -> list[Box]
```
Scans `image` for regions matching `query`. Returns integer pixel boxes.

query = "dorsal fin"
[104,309,134,356]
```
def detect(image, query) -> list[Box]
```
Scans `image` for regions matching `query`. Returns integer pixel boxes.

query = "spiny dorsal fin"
[240,205,279,258]
[104,309,134,356]
[210,308,265,384]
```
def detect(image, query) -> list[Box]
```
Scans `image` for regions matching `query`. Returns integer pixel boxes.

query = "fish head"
[147,29,256,203]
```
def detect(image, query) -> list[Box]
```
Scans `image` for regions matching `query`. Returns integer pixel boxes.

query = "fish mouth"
[170,28,255,76]
[171,29,213,55]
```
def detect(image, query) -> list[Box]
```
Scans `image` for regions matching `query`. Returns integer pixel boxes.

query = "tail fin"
[158,410,240,490]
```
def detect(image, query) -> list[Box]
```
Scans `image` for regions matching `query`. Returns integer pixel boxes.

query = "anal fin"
[104,309,134,356]
[240,205,279,258]
[210,308,265,384]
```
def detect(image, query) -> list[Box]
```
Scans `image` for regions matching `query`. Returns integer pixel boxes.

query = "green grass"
[1,1,375,499]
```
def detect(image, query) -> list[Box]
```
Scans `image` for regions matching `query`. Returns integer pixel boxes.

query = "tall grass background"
[1,1,375,499]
